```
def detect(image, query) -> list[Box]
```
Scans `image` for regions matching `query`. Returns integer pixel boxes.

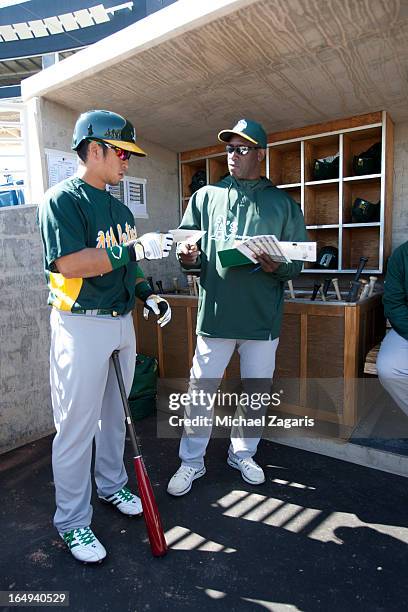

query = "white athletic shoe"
[60,527,107,564]
[227,455,266,484]
[99,486,143,517]
[167,465,206,496]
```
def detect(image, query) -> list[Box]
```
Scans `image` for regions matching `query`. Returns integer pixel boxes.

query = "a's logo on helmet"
[105,128,122,139]
[234,119,247,132]
[87,123,93,136]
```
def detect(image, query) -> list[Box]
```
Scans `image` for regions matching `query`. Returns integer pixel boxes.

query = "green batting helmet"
[72,109,146,157]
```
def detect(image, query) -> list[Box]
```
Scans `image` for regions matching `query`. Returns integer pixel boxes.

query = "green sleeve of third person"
[383,246,408,341]
[177,191,202,271]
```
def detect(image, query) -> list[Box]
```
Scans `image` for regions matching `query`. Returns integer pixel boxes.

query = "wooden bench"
[364,321,391,376]
[364,344,380,376]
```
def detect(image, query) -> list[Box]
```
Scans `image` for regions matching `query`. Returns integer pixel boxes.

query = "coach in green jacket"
[377,241,408,418]
[167,118,308,497]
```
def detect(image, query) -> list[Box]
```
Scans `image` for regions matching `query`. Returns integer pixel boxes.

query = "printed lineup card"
[236,235,316,264]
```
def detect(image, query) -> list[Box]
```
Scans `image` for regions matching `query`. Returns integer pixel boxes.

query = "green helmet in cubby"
[313,154,339,181]
[316,246,338,269]
[72,109,146,157]
[352,142,381,176]
[351,198,380,223]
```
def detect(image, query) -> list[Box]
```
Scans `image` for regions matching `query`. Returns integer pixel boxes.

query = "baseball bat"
[346,257,368,302]
[368,275,377,297]
[156,280,164,294]
[111,351,168,558]
[359,279,369,300]
[346,280,362,303]
[354,256,369,282]
[320,286,327,302]
[322,278,332,298]
[332,278,342,301]
[311,283,320,301]
[287,279,295,299]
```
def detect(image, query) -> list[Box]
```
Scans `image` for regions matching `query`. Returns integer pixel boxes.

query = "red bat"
[112,350,168,557]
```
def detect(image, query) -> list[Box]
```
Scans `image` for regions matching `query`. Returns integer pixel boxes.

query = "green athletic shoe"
[99,486,143,516]
[60,527,106,563]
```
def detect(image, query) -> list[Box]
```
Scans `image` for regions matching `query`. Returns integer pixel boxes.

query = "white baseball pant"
[377,328,408,416]
[179,335,279,469]
[50,309,136,533]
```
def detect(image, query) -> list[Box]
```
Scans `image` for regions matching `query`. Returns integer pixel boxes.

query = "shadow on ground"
[0,416,407,612]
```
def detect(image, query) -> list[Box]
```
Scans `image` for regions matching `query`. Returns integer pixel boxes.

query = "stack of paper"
[237,235,291,263]
[218,235,316,268]
[169,229,206,244]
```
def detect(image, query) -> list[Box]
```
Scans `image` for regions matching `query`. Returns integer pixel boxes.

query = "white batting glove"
[129,232,174,261]
[143,295,172,327]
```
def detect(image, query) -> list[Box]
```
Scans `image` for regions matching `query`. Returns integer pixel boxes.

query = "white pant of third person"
[179,335,279,470]
[377,328,408,416]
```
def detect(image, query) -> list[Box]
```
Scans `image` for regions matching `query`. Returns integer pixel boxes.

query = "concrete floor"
[0,416,407,612]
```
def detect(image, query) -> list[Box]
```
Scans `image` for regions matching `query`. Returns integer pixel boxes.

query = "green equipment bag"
[128,354,158,420]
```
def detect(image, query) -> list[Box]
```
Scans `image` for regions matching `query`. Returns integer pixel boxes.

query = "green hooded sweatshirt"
[383,241,408,341]
[179,175,307,340]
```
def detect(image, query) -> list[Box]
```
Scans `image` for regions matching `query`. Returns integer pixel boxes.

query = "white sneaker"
[60,527,107,564]
[99,486,143,517]
[167,465,206,496]
[227,455,265,484]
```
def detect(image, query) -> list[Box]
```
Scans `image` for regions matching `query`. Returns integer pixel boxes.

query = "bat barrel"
[134,457,168,557]
[322,278,331,297]
[311,283,320,301]
[346,280,361,303]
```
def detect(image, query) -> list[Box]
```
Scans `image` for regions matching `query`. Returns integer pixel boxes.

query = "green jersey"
[38,176,144,314]
[179,175,307,340]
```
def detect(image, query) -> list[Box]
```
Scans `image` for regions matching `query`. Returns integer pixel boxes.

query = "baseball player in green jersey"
[377,241,408,420]
[167,119,307,496]
[38,110,173,563]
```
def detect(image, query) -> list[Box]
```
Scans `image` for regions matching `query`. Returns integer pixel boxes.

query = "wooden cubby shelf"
[179,111,393,274]
[305,183,339,226]
[269,141,301,186]
[342,226,380,271]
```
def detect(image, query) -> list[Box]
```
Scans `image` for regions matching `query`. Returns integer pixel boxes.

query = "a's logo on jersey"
[209,215,240,242]
[96,222,137,249]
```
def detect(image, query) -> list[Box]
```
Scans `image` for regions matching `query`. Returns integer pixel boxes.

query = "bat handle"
[287,279,295,299]
[354,257,368,282]
[332,278,342,301]
[111,350,141,458]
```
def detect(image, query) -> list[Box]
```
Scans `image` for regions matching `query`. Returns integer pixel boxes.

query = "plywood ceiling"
[39,0,408,151]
